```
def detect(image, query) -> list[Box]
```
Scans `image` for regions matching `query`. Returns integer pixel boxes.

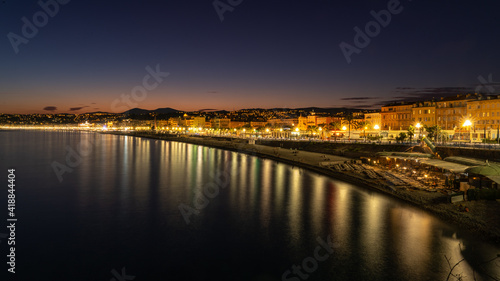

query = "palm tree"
[343,113,357,140]
[407,125,415,144]
[326,121,341,141]
[357,120,370,141]
[307,125,318,138]
[396,132,407,143]
[327,121,341,130]
[325,121,342,140]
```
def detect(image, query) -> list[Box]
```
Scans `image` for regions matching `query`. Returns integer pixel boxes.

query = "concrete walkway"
[252,144,352,167]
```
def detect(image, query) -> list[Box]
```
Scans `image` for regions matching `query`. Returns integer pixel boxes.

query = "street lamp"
[364,126,367,142]
[416,123,421,140]
[374,124,380,142]
[463,119,472,143]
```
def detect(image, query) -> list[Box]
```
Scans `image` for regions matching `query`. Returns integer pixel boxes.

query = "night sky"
[1,0,499,114]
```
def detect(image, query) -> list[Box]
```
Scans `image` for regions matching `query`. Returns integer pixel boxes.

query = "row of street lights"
[414,119,473,143]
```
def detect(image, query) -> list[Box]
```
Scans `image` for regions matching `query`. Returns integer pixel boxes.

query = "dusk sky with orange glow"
[1,0,499,114]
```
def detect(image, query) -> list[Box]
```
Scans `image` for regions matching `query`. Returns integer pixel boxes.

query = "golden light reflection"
[157,141,172,207]
[360,195,384,269]
[311,175,326,235]
[195,146,203,186]
[274,163,285,213]
[288,168,303,243]
[185,143,193,188]
[135,138,150,195]
[390,207,432,276]
[238,154,248,210]
[331,185,349,247]
[120,136,130,200]
[260,160,272,228]
[229,152,240,208]
[249,157,260,213]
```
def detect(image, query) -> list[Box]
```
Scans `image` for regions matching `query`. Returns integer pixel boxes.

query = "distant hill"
[118,107,372,115]
[295,107,369,114]
[154,107,179,114]
[122,107,179,115]
[83,111,113,114]
[123,108,151,115]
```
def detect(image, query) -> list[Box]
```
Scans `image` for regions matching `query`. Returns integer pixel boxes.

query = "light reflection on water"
[0,130,499,280]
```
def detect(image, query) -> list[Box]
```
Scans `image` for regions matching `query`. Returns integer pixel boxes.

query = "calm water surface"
[0,130,499,280]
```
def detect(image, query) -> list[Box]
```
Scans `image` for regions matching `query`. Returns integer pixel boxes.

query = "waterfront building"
[363,111,381,128]
[381,102,414,130]
[283,118,298,127]
[297,116,308,131]
[168,117,181,127]
[307,115,317,127]
[213,118,231,129]
[435,95,470,130]
[316,116,338,126]
[412,101,437,127]
[466,95,500,140]
[229,121,246,128]
[192,117,206,128]
[250,121,267,128]
[179,118,193,127]
[267,118,297,128]
[156,120,169,129]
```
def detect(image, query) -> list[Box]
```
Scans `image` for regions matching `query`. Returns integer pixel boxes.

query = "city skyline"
[1,0,499,114]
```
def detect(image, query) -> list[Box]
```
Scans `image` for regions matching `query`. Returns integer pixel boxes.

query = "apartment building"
[168,117,181,127]
[364,111,381,128]
[435,96,469,130]
[316,116,338,126]
[307,115,317,127]
[192,117,206,128]
[229,121,246,128]
[467,96,500,131]
[250,121,267,128]
[212,118,231,129]
[412,101,436,127]
[381,102,413,130]
[267,118,297,127]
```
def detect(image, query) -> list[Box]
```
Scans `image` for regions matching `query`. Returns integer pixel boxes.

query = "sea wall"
[438,146,500,161]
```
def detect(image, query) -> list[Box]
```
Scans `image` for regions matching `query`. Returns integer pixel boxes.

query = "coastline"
[102,131,500,244]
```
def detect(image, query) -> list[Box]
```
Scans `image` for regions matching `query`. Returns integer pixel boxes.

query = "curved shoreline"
[103,131,500,244]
